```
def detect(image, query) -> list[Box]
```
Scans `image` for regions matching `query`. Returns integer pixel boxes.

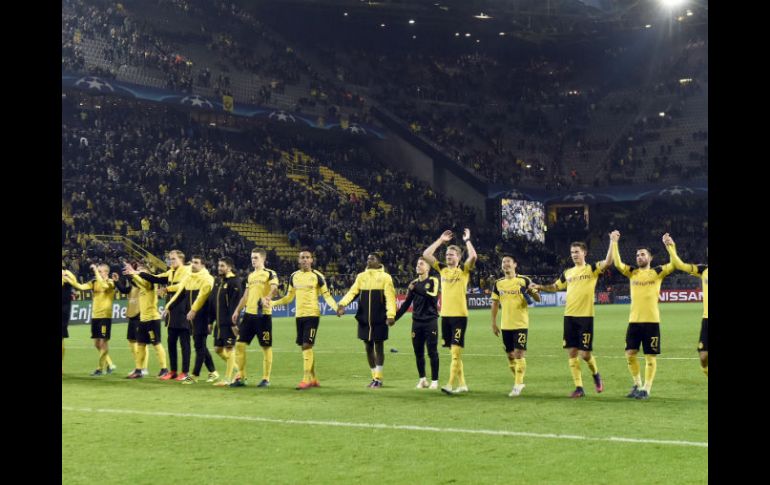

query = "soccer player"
[123,262,170,378]
[114,264,149,376]
[422,228,477,395]
[64,264,118,376]
[491,254,540,397]
[208,257,243,386]
[530,240,612,398]
[610,231,675,400]
[393,257,440,389]
[230,248,279,388]
[663,234,708,378]
[131,250,191,381]
[337,253,397,388]
[62,267,77,374]
[271,250,339,390]
[164,255,216,384]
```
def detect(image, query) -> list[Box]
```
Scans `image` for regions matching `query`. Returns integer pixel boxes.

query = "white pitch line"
[61,406,707,449]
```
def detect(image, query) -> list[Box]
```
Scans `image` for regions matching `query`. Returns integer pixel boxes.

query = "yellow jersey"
[554,262,606,317]
[491,275,533,330]
[432,260,473,317]
[66,273,116,319]
[245,268,279,315]
[612,240,674,322]
[272,269,338,318]
[131,275,161,322]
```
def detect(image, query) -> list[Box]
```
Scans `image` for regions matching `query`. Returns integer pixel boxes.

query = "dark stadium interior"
[62,0,707,297]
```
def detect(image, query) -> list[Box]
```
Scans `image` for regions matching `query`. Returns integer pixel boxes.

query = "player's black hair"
[218,256,235,268]
[501,253,517,263]
[636,247,654,257]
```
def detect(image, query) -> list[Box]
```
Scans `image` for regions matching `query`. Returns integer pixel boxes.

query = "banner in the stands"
[62,72,385,139]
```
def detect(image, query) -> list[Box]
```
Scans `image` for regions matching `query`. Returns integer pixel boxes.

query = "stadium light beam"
[659,0,686,8]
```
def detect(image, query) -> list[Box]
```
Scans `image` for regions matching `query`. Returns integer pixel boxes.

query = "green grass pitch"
[62,303,707,484]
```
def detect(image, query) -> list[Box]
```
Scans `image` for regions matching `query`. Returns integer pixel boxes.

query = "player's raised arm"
[601,232,614,270]
[463,228,477,270]
[422,230,452,267]
[610,230,632,277]
[64,271,92,291]
[663,234,705,276]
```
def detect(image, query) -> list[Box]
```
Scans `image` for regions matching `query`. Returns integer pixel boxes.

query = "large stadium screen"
[501,199,546,243]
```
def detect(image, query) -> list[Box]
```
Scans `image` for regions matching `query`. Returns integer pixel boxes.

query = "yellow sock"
[508,357,516,380]
[235,343,248,380]
[371,368,376,379]
[215,348,227,363]
[586,355,599,375]
[135,345,147,369]
[142,344,150,369]
[310,356,317,380]
[129,341,137,362]
[626,354,642,386]
[514,358,526,386]
[302,349,313,383]
[105,355,113,368]
[457,349,466,387]
[153,344,168,369]
[262,347,273,381]
[98,349,107,371]
[568,357,583,388]
[643,355,657,392]
[226,349,236,380]
[701,365,708,378]
[448,345,461,387]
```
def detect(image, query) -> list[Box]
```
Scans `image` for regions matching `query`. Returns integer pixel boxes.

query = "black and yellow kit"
[240,268,279,347]
[554,261,607,351]
[431,261,474,348]
[273,269,338,346]
[612,241,674,355]
[394,275,440,381]
[131,274,163,345]
[492,275,534,352]
[166,269,214,335]
[338,266,397,342]
[139,264,191,329]
[67,272,116,340]
[207,272,243,348]
[115,277,141,341]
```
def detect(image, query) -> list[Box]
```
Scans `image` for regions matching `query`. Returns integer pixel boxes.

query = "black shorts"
[214,322,237,348]
[91,318,112,340]
[358,321,389,342]
[502,329,528,353]
[412,320,439,347]
[625,323,661,355]
[698,318,708,352]
[239,314,272,347]
[441,317,468,348]
[126,316,140,341]
[136,320,162,345]
[296,317,320,346]
[563,316,594,351]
